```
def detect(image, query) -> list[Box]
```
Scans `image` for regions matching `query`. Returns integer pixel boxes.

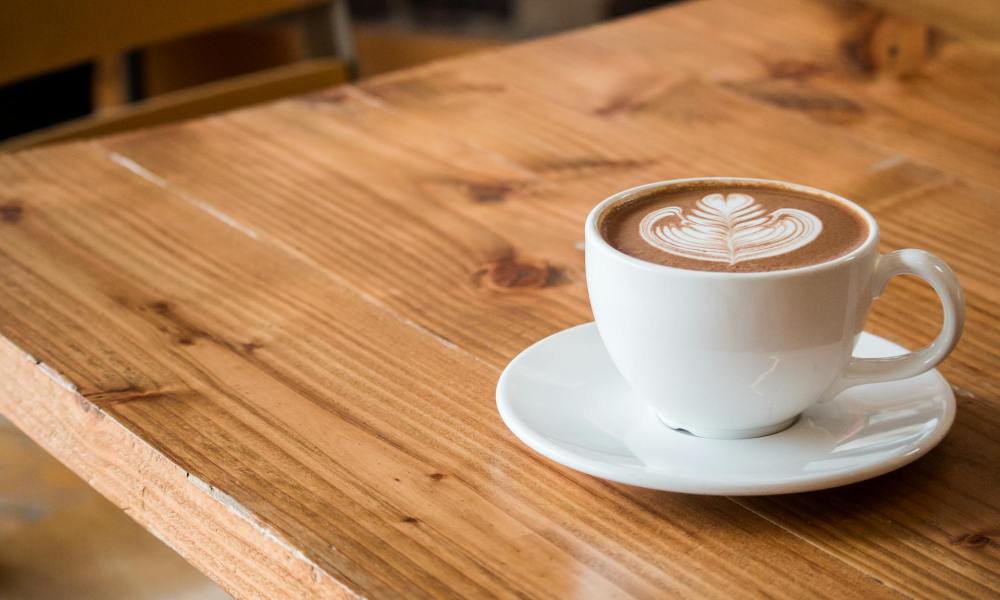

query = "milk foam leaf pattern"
[638,193,822,265]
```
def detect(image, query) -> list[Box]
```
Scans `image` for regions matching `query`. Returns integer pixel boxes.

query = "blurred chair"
[0,0,354,150]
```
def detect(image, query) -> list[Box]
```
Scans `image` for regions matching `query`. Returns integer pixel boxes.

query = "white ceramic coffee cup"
[585,177,965,439]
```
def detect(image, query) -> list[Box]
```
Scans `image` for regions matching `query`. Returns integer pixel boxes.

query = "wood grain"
[861,0,1000,41]
[1,0,998,598]
[0,335,352,600]
[0,143,891,599]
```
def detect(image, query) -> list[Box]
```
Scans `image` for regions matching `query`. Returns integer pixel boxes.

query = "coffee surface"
[601,184,869,272]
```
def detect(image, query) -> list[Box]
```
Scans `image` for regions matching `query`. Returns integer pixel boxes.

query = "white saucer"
[496,323,955,495]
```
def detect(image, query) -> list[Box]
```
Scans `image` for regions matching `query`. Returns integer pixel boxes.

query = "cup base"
[657,413,800,439]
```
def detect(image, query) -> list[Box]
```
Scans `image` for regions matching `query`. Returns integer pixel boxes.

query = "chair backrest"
[0,0,328,85]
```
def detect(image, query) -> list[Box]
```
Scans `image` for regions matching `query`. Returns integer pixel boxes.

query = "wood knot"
[466,181,518,203]
[951,532,996,549]
[149,301,172,315]
[478,257,553,290]
[0,202,23,223]
[720,81,864,125]
[401,515,420,524]
[86,384,172,407]
[429,178,524,203]
[241,341,264,354]
[428,472,445,481]
[843,10,932,78]
[145,300,210,345]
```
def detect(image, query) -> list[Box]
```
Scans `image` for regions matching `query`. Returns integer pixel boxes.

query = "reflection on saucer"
[497,323,954,495]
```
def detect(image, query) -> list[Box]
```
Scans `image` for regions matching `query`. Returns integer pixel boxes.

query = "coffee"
[600,183,869,272]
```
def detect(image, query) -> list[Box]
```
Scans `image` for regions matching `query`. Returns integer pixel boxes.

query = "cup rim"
[586,177,880,279]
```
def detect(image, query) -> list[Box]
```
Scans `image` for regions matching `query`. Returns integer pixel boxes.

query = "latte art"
[638,193,822,265]
[601,183,868,272]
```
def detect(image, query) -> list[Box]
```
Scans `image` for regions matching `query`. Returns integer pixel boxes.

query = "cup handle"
[828,249,965,397]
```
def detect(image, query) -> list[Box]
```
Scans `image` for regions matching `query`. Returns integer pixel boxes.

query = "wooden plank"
[1,58,347,151]
[861,0,1000,41]
[0,143,894,598]
[95,2,1000,596]
[101,93,997,600]
[99,71,928,366]
[0,337,353,600]
[1,0,998,597]
[419,0,1000,190]
[681,0,1000,190]
[0,0,327,85]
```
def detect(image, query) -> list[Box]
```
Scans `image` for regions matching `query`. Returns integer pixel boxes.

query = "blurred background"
[0,2,672,597]
[0,0,670,151]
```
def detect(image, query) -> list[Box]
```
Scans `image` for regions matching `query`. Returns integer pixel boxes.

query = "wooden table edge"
[0,335,359,599]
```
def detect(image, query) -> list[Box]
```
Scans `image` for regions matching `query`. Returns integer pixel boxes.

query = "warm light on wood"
[0,0,997,598]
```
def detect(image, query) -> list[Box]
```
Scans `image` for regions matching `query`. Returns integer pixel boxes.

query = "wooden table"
[1,0,998,597]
